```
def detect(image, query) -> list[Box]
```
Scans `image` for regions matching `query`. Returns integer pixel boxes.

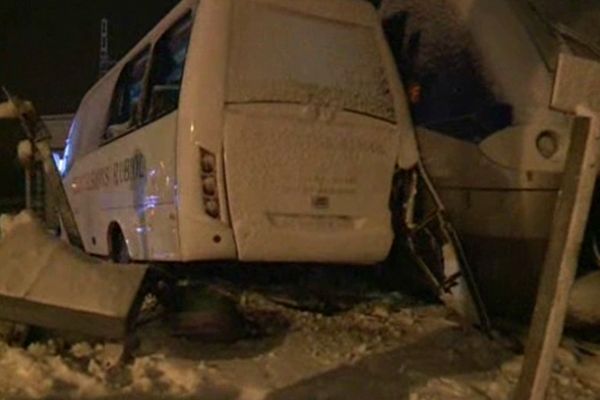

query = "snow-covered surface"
[224,106,398,263]
[228,0,395,122]
[0,211,147,335]
[0,211,35,238]
[380,0,573,173]
[0,102,18,120]
[0,214,598,398]
[0,290,598,399]
[380,0,556,120]
[16,140,33,165]
[568,271,600,328]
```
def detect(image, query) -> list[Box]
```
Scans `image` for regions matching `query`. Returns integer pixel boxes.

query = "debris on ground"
[0,290,598,399]
[0,211,148,339]
[0,211,598,399]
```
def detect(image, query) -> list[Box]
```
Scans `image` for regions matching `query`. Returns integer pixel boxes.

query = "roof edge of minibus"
[252,0,378,21]
[78,0,378,109]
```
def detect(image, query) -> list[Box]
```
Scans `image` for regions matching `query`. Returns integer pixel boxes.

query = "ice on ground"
[0,211,598,398]
[0,210,36,239]
[0,341,108,398]
[0,291,597,399]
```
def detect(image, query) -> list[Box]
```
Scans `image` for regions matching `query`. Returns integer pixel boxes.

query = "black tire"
[111,228,131,264]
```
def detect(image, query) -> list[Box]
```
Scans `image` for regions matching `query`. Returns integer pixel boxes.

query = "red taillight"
[200,148,220,219]
[201,151,216,174]
[202,176,217,196]
[204,198,220,218]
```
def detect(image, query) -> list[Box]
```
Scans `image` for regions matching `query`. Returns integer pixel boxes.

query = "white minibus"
[62,0,419,264]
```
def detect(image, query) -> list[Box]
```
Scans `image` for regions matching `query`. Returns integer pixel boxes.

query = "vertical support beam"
[514,116,600,399]
[1,89,84,249]
[24,169,32,210]
[34,139,84,249]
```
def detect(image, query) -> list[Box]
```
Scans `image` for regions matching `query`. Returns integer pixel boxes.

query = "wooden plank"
[514,116,600,399]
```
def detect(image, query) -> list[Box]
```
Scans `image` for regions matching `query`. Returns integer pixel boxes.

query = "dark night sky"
[0,0,179,114]
[1,0,595,115]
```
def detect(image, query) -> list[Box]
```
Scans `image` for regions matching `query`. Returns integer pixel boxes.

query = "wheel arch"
[107,221,126,259]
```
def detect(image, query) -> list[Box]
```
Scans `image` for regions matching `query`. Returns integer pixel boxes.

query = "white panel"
[65,113,179,260]
[224,105,397,263]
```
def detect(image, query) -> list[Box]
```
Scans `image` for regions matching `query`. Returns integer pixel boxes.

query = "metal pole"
[513,116,600,400]
[24,169,32,210]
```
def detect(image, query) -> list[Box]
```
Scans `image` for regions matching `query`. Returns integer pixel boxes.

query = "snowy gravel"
[0,291,598,399]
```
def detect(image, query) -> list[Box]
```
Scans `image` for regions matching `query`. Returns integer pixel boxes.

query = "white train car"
[381,0,595,318]
[62,0,419,264]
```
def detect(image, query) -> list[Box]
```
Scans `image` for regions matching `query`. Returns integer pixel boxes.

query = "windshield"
[227,2,396,122]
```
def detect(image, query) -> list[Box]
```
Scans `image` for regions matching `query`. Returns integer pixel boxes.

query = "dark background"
[0,0,176,210]
[0,0,179,114]
[0,0,596,210]
[0,0,597,115]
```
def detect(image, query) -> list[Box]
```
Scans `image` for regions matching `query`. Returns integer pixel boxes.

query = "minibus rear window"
[227,3,396,123]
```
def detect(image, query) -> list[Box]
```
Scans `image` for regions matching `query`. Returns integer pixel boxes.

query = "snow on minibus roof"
[77,0,378,110]
[250,0,378,27]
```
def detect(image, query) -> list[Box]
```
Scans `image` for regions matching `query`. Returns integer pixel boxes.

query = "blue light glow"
[142,195,160,210]
[52,152,66,175]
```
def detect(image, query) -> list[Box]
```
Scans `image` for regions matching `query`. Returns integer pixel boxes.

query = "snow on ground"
[0,290,599,400]
[0,211,598,399]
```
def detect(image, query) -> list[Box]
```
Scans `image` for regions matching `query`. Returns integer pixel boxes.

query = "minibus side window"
[105,47,150,141]
[145,13,192,123]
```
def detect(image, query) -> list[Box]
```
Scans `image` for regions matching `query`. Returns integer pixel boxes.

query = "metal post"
[1,88,84,249]
[513,116,600,399]
[513,52,600,400]
[24,169,32,210]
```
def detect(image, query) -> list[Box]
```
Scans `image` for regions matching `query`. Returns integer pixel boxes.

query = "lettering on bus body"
[71,153,146,193]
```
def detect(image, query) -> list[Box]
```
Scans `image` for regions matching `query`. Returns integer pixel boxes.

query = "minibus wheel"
[110,227,131,264]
